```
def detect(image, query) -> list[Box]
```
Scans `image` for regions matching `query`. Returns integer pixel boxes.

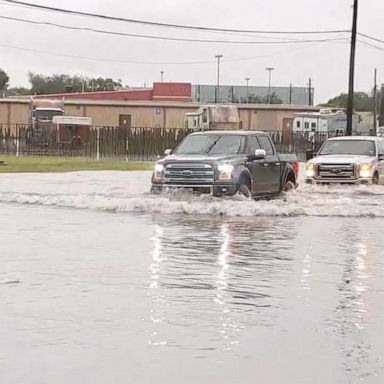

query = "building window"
[311,122,316,128]
[296,121,301,128]
[304,122,309,129]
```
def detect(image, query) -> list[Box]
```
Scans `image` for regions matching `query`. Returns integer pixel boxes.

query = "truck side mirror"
[254,149,266,160]
[378,154,384,161]
[306,149,315,161]
[248,149,266,162]
[164,149,172,156]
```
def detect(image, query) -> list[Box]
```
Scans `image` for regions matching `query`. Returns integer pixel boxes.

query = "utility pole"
[380,84,384,127]
[245,77,250,103]
[160,71,164,82]
[346,0,358,136]
[215,54,223,103]
[308,77,313,106]
[266,67,274,104]
[289,83,293,104]
[373,68,378,135]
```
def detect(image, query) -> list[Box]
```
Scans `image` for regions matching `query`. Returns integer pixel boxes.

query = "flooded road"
[1,171,384,383]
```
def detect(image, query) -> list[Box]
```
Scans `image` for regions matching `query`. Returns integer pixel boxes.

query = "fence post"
[96,128,100,161]
[16,125,20,157]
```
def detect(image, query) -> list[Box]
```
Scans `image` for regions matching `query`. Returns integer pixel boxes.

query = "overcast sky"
[0,0,383,103]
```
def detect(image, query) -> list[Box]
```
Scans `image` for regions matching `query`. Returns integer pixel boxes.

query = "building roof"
[19,82,192,102]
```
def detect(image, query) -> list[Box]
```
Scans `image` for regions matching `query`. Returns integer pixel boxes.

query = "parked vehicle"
[377,127,384,137]
[27,98,65,145]
[185,105,240,131]
[151,131,299,198]
[306,136,384,184]
[52,116,92,146]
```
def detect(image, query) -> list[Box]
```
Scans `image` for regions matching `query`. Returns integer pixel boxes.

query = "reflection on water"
[144,215,384,382]
[148,225,168,346]
[332,223,380,382]
[146,216,297,353]
[2,196,384,383]
[300,253,312,291]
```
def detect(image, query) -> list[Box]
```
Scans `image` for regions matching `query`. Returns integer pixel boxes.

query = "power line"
[0,0,350,35]
[0,42,215,64]
[358,32,384,45]
[0,40,348,65]
[358,39,384,52]
[0,15,350,45]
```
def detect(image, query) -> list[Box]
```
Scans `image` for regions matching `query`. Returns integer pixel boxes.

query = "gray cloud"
[0,0,382,103]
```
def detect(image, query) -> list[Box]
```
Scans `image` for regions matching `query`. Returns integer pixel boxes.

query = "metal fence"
[0,124,194,161]
[0,124,370,161]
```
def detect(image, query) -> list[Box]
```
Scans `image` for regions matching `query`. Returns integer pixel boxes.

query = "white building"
[293,109,360,134]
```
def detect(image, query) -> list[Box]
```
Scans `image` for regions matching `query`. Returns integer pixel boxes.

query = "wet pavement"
[1,171,384,383]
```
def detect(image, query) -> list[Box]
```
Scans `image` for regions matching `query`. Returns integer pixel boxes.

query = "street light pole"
[160,71,164,82]
[245,77,250,103]
[266,67,275,104]
[346,0,358,136]
[215,54,223,103]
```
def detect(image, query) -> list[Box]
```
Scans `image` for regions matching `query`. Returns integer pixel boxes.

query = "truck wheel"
[373,173,379,185]
[283,180,295,192]
[237,184,251,198]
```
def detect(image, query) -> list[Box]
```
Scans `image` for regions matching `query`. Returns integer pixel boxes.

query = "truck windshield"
[319,140,376,156]
[34,110,63,121]
[175,135,245,155]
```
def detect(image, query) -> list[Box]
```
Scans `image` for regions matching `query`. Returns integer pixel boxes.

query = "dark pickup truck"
[151,131,299,198]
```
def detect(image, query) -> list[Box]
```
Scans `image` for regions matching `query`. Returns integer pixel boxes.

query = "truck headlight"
[218,164,234,181]
[359,163,371,178]
[306,163,315,178]
[153,164,164,181]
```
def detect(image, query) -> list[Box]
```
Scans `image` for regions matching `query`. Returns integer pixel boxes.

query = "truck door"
[245,135,271,194]
[257,135,281,193]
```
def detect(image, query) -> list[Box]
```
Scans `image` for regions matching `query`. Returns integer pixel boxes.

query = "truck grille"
[164,163,214,185]
[317,164,356,179]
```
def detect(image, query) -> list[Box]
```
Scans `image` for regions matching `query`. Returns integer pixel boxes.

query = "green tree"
[89,77,122,91]
[0,68,10,91]
[28,72,122,94]
[322,92,373,111]
[7,87,32,96]
[248,92,283,104]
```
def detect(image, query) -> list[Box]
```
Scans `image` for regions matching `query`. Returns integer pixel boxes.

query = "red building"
[33,83,192,102]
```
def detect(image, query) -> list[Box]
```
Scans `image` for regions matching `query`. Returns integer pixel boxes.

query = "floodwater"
[1,171,384,384]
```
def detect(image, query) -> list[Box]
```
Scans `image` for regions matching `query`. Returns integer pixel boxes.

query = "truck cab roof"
[327,136,382,141]
[189,130,268,136]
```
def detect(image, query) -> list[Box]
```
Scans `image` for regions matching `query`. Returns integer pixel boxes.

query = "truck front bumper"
[306,177,373,185]
[150,183,238,196]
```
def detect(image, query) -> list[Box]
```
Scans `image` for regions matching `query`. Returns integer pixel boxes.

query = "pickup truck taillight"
[293,161,300,177]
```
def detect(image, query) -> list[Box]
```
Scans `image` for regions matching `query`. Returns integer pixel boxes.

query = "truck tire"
[237,184,251,197]
[283,180,295,192]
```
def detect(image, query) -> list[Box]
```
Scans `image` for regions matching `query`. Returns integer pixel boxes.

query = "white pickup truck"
[306,136,384,185]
